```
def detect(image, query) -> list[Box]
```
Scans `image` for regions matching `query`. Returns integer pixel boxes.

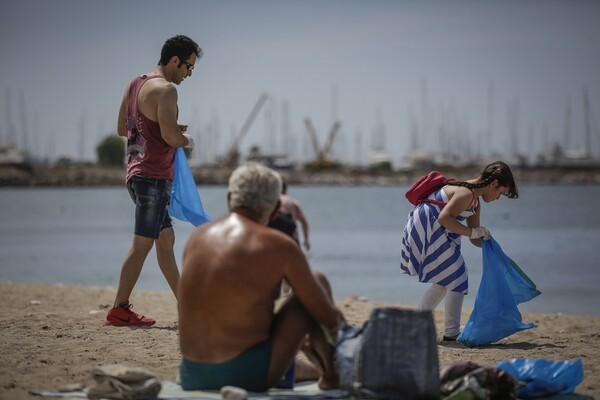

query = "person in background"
[268,181,311,296]
[268,181,310,252]
[400,161,519,341]
[104,35,201,327]
[178,163,342,392]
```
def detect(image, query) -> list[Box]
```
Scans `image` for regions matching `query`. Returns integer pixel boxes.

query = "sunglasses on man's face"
[182,61,194,71]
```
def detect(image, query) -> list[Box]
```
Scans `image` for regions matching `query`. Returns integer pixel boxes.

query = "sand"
[0,282,598,399]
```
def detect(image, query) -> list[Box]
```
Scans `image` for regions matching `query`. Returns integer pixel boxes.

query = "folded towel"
[87,365,161,400]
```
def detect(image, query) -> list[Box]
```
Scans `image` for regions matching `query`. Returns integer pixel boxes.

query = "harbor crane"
[303,118,341,169]
[222,93,268,169]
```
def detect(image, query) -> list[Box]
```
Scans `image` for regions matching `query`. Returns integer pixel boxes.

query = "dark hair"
[158,35,202,66]
[448,161,518,199]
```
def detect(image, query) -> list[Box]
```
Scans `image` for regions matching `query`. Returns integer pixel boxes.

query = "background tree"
[96,134,125,166]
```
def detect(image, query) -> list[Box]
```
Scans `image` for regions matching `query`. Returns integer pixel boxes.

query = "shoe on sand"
[103,301,155,327]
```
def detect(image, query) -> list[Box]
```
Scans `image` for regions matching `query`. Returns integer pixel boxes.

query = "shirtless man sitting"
[178,162,342,392]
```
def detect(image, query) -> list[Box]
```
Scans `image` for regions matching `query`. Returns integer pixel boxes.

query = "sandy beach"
[0,282,598,399]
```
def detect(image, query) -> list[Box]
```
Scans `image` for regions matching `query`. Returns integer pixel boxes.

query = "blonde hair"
[228,163,282,219]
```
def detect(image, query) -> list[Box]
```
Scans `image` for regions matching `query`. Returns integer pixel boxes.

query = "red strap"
[468,189,477,210]
[418,199,447,208]
[418,189,476,210]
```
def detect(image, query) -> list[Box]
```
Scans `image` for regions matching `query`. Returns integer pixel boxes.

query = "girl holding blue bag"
[400,161,519,341]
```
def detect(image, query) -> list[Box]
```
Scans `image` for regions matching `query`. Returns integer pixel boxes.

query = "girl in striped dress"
[400,161,518,341]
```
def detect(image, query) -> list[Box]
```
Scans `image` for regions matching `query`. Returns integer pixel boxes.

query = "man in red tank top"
[104,35,201,327]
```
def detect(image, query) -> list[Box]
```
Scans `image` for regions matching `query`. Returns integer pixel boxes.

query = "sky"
[1,0,599,167]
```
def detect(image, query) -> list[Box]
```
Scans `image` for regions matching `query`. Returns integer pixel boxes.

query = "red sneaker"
[103,301,155,327]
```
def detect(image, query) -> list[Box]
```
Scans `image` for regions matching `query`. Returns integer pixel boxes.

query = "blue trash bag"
[457,237,541,347]
[496,358,584,398]
[169,148,212,226]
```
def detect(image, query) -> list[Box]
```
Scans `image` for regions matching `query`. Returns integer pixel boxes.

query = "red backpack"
[405,171,454,208]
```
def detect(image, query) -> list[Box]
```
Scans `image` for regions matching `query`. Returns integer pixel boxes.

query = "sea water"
[1,184,599,316]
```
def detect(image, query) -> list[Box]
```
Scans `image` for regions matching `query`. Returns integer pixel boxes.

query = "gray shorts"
[127,176,173,239]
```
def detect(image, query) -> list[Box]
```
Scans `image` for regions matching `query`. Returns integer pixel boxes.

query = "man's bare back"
[179,212,294,361]
[178,163,341,391]
[179,210,339,355]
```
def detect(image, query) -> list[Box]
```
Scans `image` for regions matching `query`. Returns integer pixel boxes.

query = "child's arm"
[466,207,483,247]
[439,187,487,246]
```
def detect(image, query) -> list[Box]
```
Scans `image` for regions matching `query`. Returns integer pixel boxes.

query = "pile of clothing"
[440,359,585,400]
[87,364,161,400]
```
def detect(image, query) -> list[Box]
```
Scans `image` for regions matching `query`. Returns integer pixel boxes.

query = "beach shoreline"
[2,163,600,187]
[0,282,598,399]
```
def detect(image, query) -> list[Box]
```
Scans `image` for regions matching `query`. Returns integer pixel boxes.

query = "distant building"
[0,143,26,165]
[537,142,599,168]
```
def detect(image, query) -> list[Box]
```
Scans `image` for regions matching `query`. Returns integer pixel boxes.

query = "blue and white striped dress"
[400,186,476,294]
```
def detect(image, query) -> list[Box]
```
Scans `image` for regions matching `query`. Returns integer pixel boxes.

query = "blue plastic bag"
[169,148,211,226]
[457,237,541,347]
[496,358,583,398]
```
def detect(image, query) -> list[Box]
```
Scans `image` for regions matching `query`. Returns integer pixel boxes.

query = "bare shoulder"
[445,185,471,200]
[185,214,298,256]
[144,77,176,97]
[262,229,308,272]
[183,219,217,254]
[240,220,302,262]
[260,224,299,250]
[136,76,176,118]
[443,185,475,214]
[189,217,221,241]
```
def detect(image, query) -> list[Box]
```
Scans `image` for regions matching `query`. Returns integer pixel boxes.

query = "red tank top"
[125,75,176,182]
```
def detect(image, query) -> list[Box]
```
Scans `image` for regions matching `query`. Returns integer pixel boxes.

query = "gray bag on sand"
[336,323,365,390]
[87,365,161,400]
[338,308,440,400]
